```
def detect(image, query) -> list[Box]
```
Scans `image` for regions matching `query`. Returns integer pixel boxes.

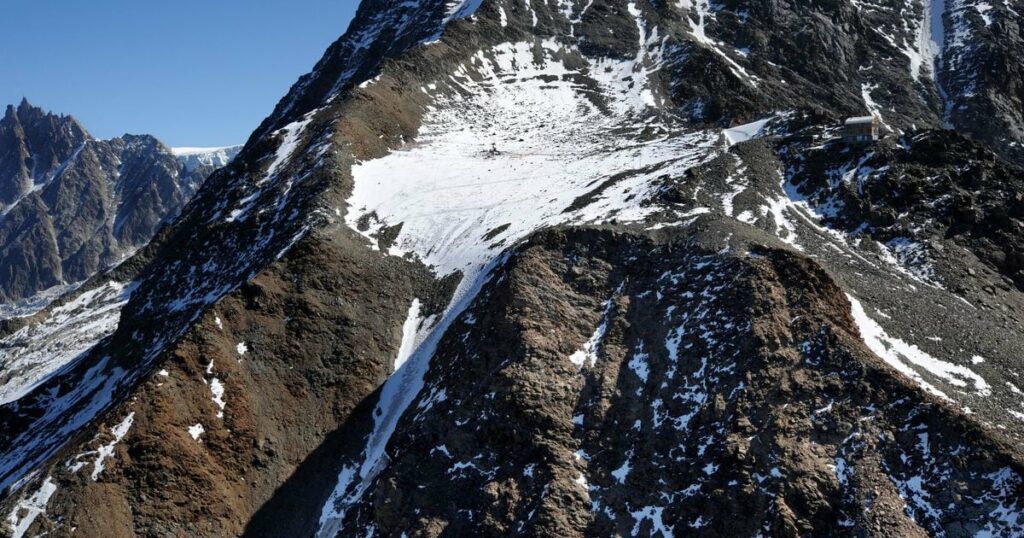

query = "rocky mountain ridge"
[1,0,1023,536]
[0,100,235,312]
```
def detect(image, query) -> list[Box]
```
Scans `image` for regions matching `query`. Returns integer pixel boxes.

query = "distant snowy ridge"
[172,145,242,172]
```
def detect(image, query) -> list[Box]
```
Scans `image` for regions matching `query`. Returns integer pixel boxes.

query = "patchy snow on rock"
[720,159,749,216]
[236,342,248,357]
[677,0,759,86]
[79,412,135,481]
[443,0,485,24]
[628,345,651,383]
[631,505,674,537]
[975,467,1024,534]
[226,115,313,223]
[876,237,942,287]
[0,281,137,405]
[847,294,990,400]
[6,475,57,538]
[973,1,994,25]
[764,195,803,249]
[0,352,133,494]
[0,281,83,320]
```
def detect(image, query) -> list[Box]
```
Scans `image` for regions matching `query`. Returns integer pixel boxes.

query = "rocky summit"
[1,0,1023,536]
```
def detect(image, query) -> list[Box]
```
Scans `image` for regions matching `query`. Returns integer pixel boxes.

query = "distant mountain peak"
[0,101,225,310]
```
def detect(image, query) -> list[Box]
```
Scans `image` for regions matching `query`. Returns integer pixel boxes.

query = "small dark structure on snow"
[842,115,879,143]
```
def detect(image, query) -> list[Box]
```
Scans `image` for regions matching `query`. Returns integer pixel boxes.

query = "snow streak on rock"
[62,411,136,481]
[5,475,57,538]
[569,284,622,368]
[847,294,989,400]
[317,256,507,537]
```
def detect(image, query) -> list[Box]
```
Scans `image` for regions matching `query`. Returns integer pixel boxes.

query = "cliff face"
[0,101,231,310]
[2,0,1024,536]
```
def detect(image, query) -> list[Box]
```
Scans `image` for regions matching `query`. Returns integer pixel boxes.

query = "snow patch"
[723,117,772,145]
[847,294,990,400]
[210,378,226,418]
[188,423,205,440]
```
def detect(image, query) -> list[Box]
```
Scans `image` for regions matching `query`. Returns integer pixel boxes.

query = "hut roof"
[844,116,876,126]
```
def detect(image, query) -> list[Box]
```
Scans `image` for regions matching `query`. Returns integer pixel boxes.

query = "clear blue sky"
[0,0,360,147]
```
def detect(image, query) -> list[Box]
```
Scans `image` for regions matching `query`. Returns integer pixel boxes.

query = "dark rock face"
[942,0,1024,164]
[331,226,1023,537]
[783,128,1024,291]
[2,0,1024,536]
[0,101,220,307]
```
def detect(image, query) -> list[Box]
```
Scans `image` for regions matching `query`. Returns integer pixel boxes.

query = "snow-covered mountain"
[171,146,242,173]
[2,0,1024,536]
[0,100,229,315]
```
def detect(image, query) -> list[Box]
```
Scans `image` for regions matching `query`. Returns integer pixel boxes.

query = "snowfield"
[346,38,722,302]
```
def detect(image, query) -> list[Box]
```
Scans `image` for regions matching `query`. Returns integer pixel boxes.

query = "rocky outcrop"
[329,225,1024,536]
[783,128,1024,293]
[941,0,1024,164]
